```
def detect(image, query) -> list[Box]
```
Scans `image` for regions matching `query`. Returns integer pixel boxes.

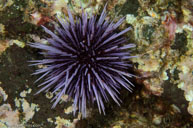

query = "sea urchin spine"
[29,4,136,117]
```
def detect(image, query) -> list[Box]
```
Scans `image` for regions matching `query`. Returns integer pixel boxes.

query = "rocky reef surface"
[0,0,192,128]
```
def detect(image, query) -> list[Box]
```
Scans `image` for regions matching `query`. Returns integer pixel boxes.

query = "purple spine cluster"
[29,5,136,117]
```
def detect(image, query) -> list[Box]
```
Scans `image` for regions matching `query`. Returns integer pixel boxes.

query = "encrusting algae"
[0,0,192,127]
[126,0,193,116]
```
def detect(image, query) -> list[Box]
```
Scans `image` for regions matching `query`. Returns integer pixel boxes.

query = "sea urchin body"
[29,5,136,117]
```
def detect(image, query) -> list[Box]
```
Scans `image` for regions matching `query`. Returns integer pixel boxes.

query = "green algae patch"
[0,0,42,41]
[0,45,77,127]
[0,45,38,109]
[120,0,140,16]
[142,25,155,42]
[171,32,188,54]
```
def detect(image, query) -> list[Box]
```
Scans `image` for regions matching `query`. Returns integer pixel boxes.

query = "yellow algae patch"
[55,116,73,128]
[113,126,122,128]
[64,106,73,114]
[54,114,81,128]
[10,40,25,48]
[161,71,169,81]
[22,100,39,122]
[0,40,9,55]
[185,90,193,102]
[0,87,8,102]
[0,0,13,11]
[47,118,54,123]
[20,88,32,98]
[55,115,80,128]
[0,24,5,34]
[14,98,40,123]
[176,55,193,115]
[46,92,54,99]
[0,104,22,128]
[188,101,193,115]
[51,0,68,16]
[60,94,69,102]
[139,58,161,72]
[126,14,137,25]
[29,34,48,44]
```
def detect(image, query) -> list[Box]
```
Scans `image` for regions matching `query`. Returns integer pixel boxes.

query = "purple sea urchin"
[29,5,136,117]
